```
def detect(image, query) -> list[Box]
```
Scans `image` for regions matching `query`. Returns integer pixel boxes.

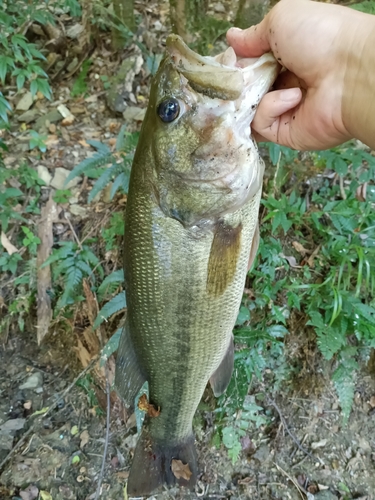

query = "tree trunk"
[234,0,269,29]
[112,0,135,50]
[170,0,208,43]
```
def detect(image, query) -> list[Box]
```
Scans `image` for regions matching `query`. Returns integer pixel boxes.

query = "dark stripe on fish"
[206,221,242,297]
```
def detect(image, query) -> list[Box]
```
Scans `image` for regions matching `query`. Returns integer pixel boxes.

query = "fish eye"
[157,98,180,123]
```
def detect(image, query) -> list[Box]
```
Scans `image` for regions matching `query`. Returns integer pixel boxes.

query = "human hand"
[227,0,375,151]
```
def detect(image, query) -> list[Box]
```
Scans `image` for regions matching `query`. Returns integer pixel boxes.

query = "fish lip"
[165,34,279,100]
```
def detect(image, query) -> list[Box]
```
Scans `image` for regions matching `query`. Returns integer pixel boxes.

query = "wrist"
[341,12,375,148]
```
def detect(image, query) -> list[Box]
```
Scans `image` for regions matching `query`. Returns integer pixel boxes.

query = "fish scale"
[114,34,278,496]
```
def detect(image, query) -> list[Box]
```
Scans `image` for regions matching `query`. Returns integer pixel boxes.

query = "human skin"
[226,0,375,151]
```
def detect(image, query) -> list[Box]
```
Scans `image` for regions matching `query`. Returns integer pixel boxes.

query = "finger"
[252,88,302,144]
[226,21,271,58]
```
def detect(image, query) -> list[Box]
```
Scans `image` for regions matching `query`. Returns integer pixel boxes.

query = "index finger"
[226,20,271,58]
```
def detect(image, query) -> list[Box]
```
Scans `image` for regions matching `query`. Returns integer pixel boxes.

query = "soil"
[0,330,375,500]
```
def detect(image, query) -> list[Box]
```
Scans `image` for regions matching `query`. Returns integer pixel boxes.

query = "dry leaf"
[80,429,89,449]
[23,401,32,410]
[1,232,18,255]
[61,116,75,126]
[19,485,39,500]
[356,183,367,202]
[137,394,160,417]
[292,241,310,256]
[306,244,321,268]
[171,459,192,480]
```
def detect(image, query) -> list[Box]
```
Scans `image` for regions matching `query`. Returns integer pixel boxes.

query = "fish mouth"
[166,34,279,102]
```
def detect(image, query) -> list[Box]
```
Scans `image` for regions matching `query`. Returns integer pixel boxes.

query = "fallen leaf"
[306,244,321,268]
[80,429,89,449]
[19,484,39,500]
[61,116,75,126]
[39,491,52,500]
[311,439,327,449]
[72,455,80,465]
[292,241,310,256]
[282,254,300,268]
[356,183,367,202]
[171,459,192,481]
[71,425,79,436]
[137,394,160,417]
[1,232,18,254]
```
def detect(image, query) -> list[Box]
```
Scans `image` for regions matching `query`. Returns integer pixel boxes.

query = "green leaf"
[100,327,122,366]
[97,269,124,298]
[93,291,126,329]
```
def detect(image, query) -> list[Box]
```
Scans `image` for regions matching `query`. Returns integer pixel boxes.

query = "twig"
[0,355,99,472]
[274,462,306,500]
[94,362,111,500]
[266,396,319,463]
[65,216,83,250]
[339,175,347,200]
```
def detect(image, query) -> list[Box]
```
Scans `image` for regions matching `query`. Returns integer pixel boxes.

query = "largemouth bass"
[115,34,278,496]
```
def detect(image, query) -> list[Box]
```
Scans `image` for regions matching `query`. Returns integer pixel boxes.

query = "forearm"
[342,15,375,150]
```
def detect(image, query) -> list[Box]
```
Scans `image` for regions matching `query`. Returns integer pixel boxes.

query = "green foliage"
[350,0,375,14]
[53,189,72,204]
[29,130,47,153]
[101,211,125,252]
[71,60,92,97]
[216,139,375,461]
[100,327,122,367]
[43,241,104,309]
[66,125,138,202]
[192,17,232,56]
[0,0,58,126]
[93,291,126,329]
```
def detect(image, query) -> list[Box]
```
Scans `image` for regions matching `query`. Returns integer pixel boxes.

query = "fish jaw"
[148,36,279,227]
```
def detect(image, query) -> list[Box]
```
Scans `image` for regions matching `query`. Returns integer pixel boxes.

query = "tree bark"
[170,0,208,43]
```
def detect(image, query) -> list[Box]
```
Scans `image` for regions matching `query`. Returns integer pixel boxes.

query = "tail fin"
[127,429,197,496]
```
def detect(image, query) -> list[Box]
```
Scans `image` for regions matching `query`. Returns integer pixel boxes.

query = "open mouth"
[166,34,279,102]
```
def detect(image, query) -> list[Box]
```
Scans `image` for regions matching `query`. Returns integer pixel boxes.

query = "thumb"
[226,19,271,58]
[252,88,302,147]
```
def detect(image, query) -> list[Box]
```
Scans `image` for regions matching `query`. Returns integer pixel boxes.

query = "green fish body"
[115,35,278,496]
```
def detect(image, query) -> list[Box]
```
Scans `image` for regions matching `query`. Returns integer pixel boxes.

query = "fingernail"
[227,27,243,35]
[280,88,301,102]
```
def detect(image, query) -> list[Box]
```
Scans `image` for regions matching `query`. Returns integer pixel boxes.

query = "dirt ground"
[0,329,375,500]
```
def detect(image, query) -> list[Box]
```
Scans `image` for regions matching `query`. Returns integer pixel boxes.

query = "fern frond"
[88,162,123,202]
[100,327,122,366]
[75,260,93,277]
[86,140,111,154]
[65,152,115,185]
[115,125,127,152]
[110,170,130,198]
[332,364,356,425]
[93,291,126,329]
[97,269,124,300]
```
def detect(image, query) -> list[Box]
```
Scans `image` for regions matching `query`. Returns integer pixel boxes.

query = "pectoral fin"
[115,320,146,410]
[209,336,234,397]
[207,221,242,297]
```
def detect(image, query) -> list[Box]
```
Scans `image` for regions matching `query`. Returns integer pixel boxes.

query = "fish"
[115,34,279,496]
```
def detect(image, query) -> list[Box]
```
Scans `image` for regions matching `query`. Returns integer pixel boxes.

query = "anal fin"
[127,429,197,496]
[115,319,146,410]
[209,336,234,397]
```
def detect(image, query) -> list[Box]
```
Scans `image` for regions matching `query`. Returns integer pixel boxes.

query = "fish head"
[145,35,279,227]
